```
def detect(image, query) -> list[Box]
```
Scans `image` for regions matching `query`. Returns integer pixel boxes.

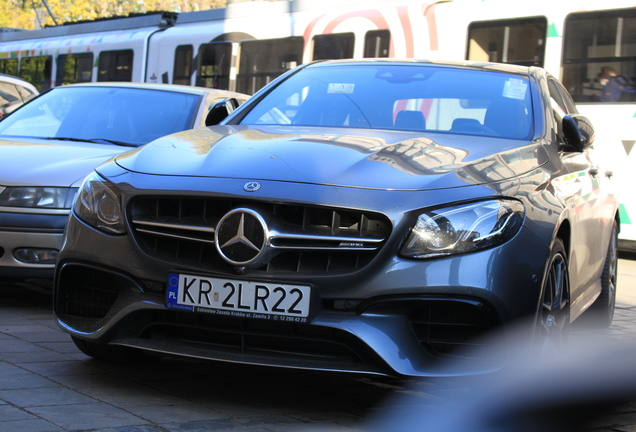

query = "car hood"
[0,137,127,187]
[114,126,545,191]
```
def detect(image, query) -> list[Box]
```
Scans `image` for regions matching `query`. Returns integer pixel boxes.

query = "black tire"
[71,336,160,364]
[588,220,618,328]
[535,238,570,359]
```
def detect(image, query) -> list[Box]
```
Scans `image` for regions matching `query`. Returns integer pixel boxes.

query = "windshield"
[240,64,534,140]
[0,86,200,146]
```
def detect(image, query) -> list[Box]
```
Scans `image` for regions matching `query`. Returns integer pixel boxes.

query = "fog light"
[14,248,58,264]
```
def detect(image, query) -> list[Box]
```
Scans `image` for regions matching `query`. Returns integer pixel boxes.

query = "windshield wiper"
[45,137,137,147]
[85,138,137,147]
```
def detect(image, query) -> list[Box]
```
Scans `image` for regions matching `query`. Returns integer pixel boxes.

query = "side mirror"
[561,114,595,152]
[205,98,240,126]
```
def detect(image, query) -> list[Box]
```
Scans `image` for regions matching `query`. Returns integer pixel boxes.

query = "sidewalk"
[618,258,636,306]
[0,260,635,431]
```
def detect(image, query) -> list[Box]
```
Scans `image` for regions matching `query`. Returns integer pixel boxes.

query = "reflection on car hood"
[0,137,126,187]
[115,126,543,190]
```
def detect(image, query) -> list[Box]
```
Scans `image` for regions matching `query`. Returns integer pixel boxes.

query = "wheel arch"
[555,219,571,259]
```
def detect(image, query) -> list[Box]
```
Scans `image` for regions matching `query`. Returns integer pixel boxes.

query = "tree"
[0,0,227,30]
[0,0,39,29]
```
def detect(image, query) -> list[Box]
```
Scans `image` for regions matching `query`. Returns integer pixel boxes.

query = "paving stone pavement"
[1,259,636,432]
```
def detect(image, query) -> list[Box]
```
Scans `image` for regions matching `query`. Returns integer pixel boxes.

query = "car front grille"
[128,197,391,275]
[408,300,502,360]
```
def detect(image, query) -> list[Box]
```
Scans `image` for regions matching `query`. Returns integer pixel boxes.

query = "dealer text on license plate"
[166,273,311,322]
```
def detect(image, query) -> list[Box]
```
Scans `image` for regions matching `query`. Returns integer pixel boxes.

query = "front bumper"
[0,210,68,278]
[55,208,550,377]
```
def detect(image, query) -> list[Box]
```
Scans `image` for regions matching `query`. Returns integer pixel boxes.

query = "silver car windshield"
[240,64,534,140]
[0,86,200,146]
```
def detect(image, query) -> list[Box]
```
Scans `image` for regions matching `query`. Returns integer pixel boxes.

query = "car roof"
[56,81,243,97]
[0,73,39,93]
[306,58,533,76]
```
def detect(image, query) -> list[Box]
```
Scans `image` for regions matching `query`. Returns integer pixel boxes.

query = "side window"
[15,83,36,102]
[548,79,568,115]
[364,30,390,58]
[98,50,133,82]
[467,17,547,67]
[562,8,636,103]
[312,33,354,61]
[548,78,571,143]
[173,45,193,86]
[197,42,232,90]
[236,37,303,95]
[56,53,94,85]
[19,56,52,91]
[0,58,18,76]
[555,81,578,114]
[0,82,22,114]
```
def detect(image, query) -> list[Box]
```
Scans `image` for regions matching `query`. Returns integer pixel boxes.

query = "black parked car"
[54,60,618,377]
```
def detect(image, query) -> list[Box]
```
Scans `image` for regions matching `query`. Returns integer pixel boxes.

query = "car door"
[550,77,610,308]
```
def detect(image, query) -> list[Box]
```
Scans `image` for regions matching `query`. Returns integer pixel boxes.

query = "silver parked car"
[0,73,38,118]
[54,60,618,377]
[0,82,248,279]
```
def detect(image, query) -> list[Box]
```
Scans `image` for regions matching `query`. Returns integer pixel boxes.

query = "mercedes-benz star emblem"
[243,181,261,192]
[215,208,268,266]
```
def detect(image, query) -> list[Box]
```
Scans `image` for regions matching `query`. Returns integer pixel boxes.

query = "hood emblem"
[215,208,267,266]
[244,181,261,192]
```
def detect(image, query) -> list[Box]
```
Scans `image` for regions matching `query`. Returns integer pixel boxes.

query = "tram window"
[312,33,354,61]
[562,8,636,103]
[98,50,133,82]
[56,53,93,85]
[467,17,546,67]
[173,45,193,86]
[364,30,390,58]
[0,58,18,76]
[19,56,52,91]
[197,42,232,90]
[236,37,303,95]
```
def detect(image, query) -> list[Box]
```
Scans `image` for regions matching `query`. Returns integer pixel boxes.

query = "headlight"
[0,187,78,208]
[400,199,524,259]
[74,172,125,235]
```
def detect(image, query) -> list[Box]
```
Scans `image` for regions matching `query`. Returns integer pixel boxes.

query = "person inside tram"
[597,66,635,102]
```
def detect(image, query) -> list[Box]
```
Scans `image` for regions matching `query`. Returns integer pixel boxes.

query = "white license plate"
[166,272,311,322]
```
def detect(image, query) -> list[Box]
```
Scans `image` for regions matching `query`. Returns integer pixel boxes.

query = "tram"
[1,0,635,247]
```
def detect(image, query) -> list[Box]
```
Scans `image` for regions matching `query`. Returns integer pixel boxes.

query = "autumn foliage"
[0,0,227,30]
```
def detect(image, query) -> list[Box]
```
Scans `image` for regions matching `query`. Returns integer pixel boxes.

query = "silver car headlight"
[0,187,78,208]
[400,199,524,259]
[74,172,125,235]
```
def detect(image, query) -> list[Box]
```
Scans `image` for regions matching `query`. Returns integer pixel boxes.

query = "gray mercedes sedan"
[54,60,619,377]
[0,83,247,280]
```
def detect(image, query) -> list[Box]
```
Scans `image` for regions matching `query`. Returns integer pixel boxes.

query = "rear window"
[240,64,533,140]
